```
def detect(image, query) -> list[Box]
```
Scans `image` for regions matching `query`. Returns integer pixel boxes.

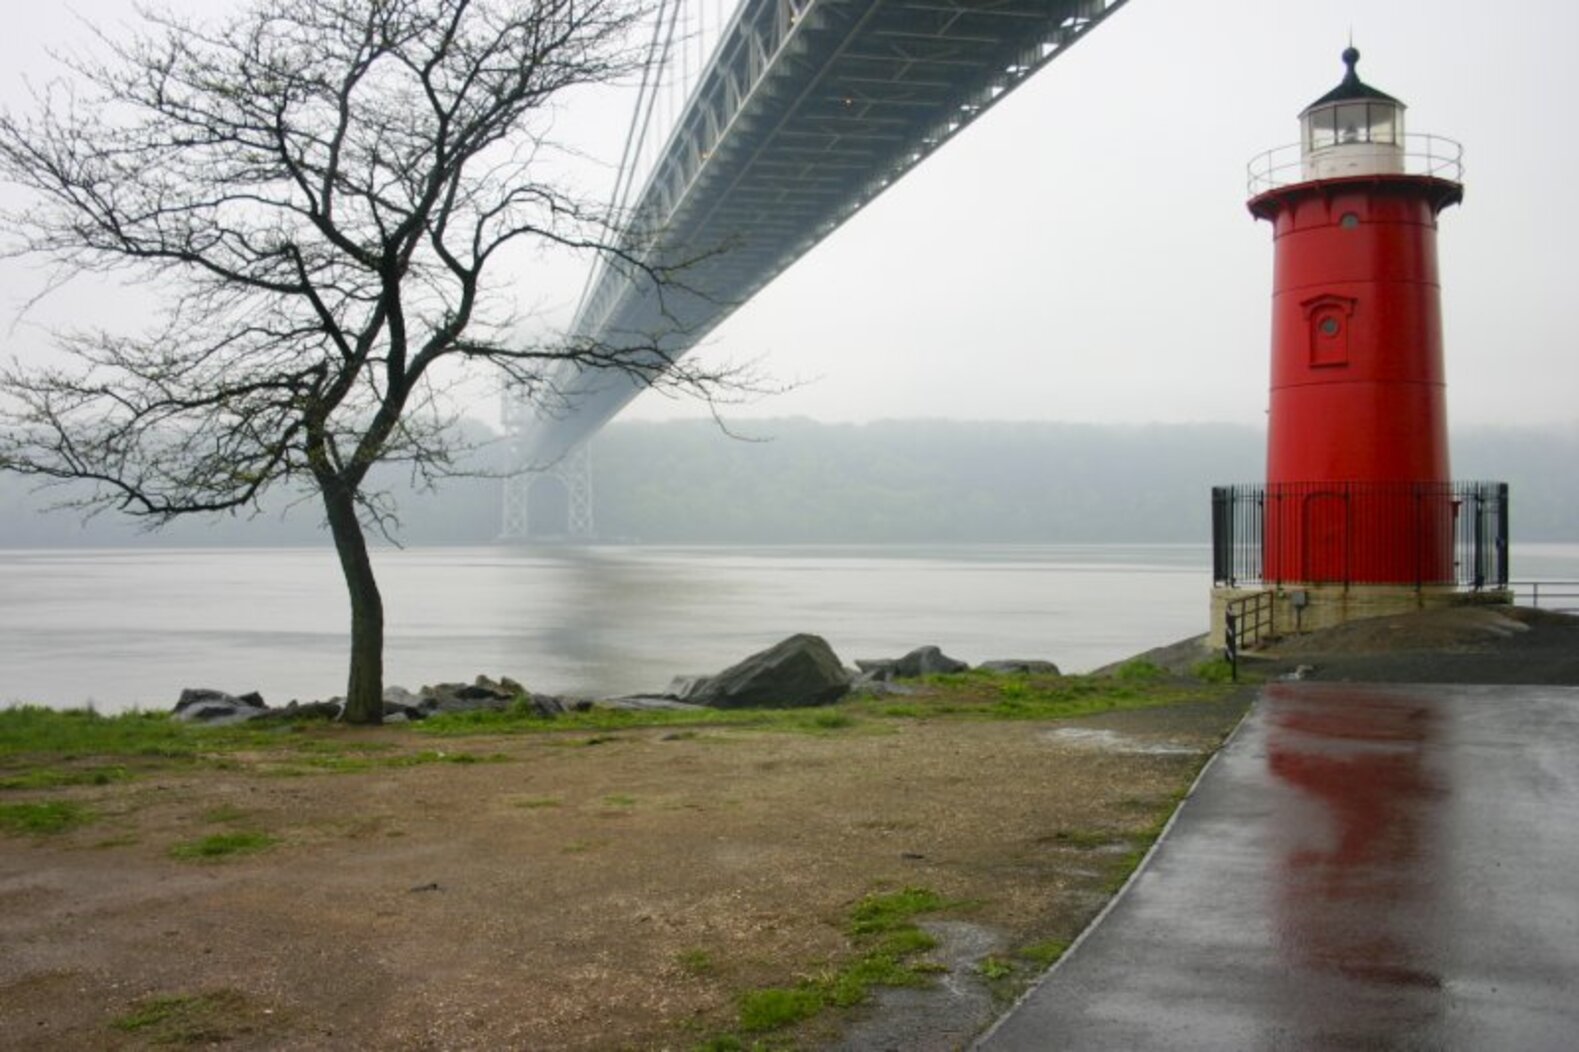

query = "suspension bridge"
[501,0,1130,539]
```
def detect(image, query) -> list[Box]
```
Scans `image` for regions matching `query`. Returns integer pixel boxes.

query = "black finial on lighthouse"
[1304,42,1402,111]
[1342,45,1361,80]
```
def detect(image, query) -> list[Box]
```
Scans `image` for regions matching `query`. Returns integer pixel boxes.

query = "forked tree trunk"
[322,480,385,724]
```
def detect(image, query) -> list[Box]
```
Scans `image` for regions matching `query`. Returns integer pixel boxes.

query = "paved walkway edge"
[969,689,1260,1049]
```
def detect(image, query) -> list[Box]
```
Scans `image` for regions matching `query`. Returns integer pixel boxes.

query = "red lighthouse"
[1213,48,1508,644]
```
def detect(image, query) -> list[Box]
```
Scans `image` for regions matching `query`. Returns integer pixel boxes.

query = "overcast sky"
[2,0,1576,432]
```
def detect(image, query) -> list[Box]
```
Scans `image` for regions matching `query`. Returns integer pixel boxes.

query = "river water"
[3,543,1576,713]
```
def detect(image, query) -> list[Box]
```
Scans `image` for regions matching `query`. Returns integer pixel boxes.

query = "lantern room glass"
[1304,101,1404,152]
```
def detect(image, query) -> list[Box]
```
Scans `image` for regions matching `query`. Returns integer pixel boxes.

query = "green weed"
[0,764,132,790]
[848,887,947,936]
[1191,657,1236,683]
[801,710,856,731]
[1017,938,1071,967]
[110,989,255,1043]
[709,885,949,1043]
[1112,659,1166,682]
[677,948,716,977]
[738,986,823,1033]
[0,705,230,761]
[0,800,94,835]
[977,955,1014,981]
[997,679,1031,701]
[693,1036,750,1052]
[168,831,277,861]
[1049,828,1119,850]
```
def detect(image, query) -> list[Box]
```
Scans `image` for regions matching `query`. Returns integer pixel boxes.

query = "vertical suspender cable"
[570,0,688,328]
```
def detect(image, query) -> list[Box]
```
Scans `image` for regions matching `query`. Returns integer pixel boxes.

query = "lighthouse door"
[1302,490,1349,583]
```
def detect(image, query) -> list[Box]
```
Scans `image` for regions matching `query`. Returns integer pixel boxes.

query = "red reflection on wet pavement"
[1266,684,1449,1002]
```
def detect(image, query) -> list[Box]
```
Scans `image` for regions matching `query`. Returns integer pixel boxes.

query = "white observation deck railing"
[1247,132,1464,196]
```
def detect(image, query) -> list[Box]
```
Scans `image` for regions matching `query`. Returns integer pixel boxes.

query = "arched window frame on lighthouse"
[1302,293,1357,368]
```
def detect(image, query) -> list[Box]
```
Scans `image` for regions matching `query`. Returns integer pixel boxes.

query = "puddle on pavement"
[1039,727,1202,755]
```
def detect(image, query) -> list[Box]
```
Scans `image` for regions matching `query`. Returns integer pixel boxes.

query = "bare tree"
[0,0,724,722]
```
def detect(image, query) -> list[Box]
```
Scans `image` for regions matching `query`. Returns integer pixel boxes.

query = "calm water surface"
[3,543,1576,713]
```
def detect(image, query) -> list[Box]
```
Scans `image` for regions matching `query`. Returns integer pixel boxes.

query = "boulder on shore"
[692,634,851,709]
[978,659,1061,676]
[855,645,972,683]
[663,675,713,702]
[172,688,269,724]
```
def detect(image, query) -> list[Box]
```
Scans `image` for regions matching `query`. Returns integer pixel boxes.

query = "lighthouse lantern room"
[1301,48,1406,178]
[1210,48,1509,649]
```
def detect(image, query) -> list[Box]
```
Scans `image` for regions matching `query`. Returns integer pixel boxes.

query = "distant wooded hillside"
[1,419,1572,546]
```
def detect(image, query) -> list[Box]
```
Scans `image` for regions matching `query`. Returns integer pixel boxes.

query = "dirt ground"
[1251,604,1579,684]
[0,695,1248,1051]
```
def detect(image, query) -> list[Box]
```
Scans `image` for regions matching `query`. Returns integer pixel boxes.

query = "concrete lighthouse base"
[1209,583,1514,650]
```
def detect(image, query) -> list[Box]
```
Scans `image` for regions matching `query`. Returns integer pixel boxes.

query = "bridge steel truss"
[504,0,1129,533]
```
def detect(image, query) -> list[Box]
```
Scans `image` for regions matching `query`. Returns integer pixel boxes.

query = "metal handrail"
[1247,133,1464,195]
[1508,581,1579,612]
[1229,592,1275,646]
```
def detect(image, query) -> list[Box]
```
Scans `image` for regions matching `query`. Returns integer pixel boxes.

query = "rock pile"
[170,636,1063,722]
[171,675,565,724]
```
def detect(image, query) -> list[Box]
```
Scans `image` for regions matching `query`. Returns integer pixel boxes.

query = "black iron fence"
[1212,481,1509,590]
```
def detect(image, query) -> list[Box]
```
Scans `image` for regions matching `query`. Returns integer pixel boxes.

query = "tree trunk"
[322,480,384,725]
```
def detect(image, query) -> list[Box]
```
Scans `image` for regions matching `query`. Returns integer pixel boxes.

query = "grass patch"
[1112,659,1166,683]
[1048,828,1119,850]
[677,948,717,977]
[899,671,1228,725]
[848,886,948,936]
[709,886,949,1044]
[0,705,239,761]
[738,986,824,1033]
[1017,938,1071,967]
[795,709,857,731]
[0,764,132,790]
[168,831,277,861]
[977,955,1014,981]
[110,989,256,1044]
[0,800,94,835]
[1191,657,1237,683]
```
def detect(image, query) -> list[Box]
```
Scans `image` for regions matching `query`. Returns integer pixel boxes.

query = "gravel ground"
[1250,605,1579,685]
[0,696,1247,1051]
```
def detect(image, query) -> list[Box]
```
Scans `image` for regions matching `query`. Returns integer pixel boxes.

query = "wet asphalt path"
[975,683,1579,1050]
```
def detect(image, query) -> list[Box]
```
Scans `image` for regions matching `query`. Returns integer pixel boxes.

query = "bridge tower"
[1211,47,1508,646]
[500,444,596,543]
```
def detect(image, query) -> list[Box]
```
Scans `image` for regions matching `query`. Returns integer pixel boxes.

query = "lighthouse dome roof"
[1301,47,1404,115]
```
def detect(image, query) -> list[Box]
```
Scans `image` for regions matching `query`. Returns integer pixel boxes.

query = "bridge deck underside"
[520,0,1126,463]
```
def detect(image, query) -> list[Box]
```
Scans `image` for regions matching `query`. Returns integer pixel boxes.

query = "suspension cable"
[571,0,687,328]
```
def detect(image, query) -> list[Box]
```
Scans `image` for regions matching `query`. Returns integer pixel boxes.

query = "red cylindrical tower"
[1248,48,1463,585]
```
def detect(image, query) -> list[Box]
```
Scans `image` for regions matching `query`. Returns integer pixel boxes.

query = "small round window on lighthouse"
[1319,317,1341,336]
[1340,212,1360,229]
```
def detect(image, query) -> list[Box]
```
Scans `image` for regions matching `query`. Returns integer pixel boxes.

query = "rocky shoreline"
[171,633,1063,725]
